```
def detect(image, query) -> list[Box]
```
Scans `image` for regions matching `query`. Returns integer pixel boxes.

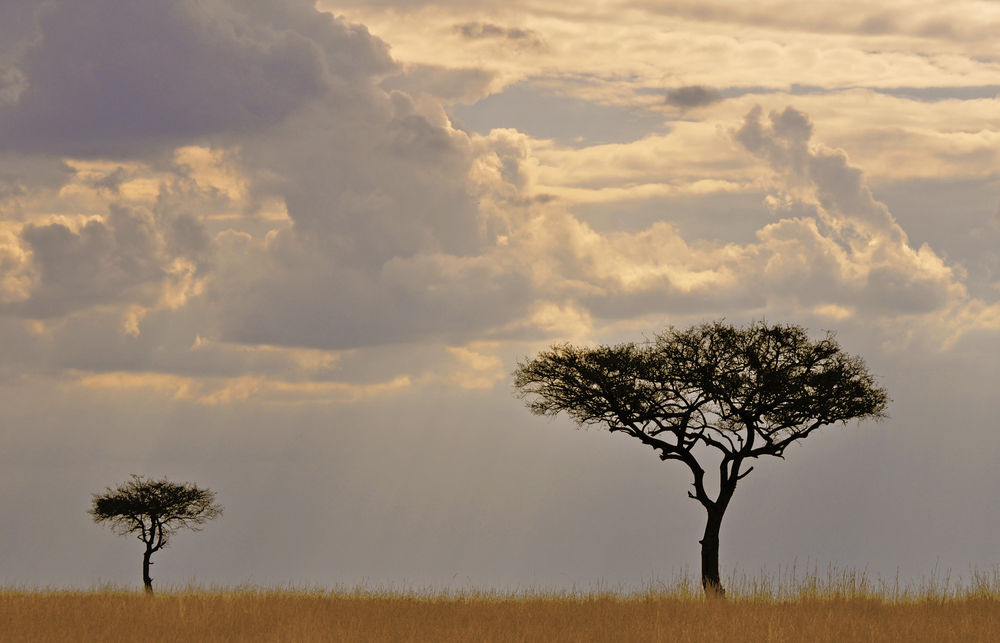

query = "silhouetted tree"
[513,320,888,596]
[90,475,222,594]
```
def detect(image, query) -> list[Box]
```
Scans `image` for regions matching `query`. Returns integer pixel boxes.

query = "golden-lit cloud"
[443,344,505,390]
[73,370,413,406]
[329,0,1000,97]
[0,0,993,390]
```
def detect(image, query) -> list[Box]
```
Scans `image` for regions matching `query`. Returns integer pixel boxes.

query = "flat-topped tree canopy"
[514,320,889,596]
[90,475,222,594]
[92,476,221,537]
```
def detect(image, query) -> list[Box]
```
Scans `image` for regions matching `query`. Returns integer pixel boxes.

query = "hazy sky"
[1,0,998,590]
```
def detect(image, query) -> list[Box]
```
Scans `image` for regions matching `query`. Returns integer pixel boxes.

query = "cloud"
[0,154,74,203]
[333,0,1000,116]
[199,67,547,352]
[86,167,130,194]
[735,105,902,239]
[74,370,414,406]
[215,237,535,350]
[665,85,723,109]
[733,105,972,319]
[631,0,1000,45]
[1,204,209,320]
[0,0,393,157]
[0,0,553,378]
[0,0,994,390]
[231,87,500,268]
[0,0,543,358]
[381,64,498,104]
[454,22,543,48]
[464,104,979,337]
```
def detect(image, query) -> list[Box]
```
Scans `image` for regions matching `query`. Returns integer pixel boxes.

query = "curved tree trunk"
[700,509,725,597]
[142,544,154,595]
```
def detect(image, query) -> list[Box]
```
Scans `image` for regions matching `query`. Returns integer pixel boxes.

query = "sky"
[0,0,998,591]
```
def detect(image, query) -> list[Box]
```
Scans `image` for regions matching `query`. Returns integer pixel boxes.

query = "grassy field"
[4,568,999,642]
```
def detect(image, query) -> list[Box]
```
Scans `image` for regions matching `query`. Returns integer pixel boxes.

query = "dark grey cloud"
[164,212,212,266]
[87,167,129,194]
[735,105,813,170]
[455,22,543,47]
[0,3,41,88]
[238,93,487,268]
[0,154,74,202]
[0,0,394,158]
[871,85,1000,102]
[665,85,723,109]
[669,84,1000,103]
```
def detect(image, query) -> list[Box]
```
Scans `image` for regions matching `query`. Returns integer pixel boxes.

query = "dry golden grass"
[4,567,999,642]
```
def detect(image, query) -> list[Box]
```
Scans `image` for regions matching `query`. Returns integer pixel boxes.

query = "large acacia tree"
[90,475,223,594]
[513,320,888,596]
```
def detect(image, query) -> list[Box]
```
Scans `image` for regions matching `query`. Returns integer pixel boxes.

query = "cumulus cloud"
[733,105,969,318]
[2,204,209,320]
[0,0,994,390]
[475,105,976,333]
[0,0,393,157]
[233,88,494,266]
[0,0,552,362]
[736,106,903,240]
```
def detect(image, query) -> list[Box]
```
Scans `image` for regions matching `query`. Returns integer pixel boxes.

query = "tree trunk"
[142,545,154,595]
[699,509,725,597]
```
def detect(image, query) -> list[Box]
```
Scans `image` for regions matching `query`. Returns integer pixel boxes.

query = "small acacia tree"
[513,320,888,596]
[90,475,223,594]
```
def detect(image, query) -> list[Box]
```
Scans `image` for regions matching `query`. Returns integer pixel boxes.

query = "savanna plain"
[5,567,999,642]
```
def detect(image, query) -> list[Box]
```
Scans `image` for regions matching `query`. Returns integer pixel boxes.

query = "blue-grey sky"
[0,0,998,591]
